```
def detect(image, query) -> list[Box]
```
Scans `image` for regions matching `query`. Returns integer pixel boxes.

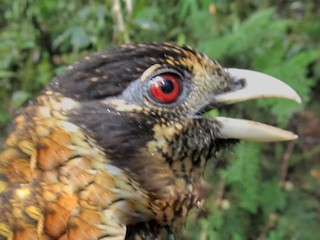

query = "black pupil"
[160,79,174,94]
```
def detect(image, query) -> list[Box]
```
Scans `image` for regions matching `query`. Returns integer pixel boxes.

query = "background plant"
[0,0,319,239]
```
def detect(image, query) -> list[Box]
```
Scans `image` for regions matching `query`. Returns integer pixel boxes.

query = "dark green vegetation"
[0,1,319,239]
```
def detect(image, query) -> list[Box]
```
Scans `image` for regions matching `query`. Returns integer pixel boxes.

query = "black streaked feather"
[49,43,201,101]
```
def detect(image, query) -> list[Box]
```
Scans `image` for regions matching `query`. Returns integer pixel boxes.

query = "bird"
[0,43,301,240]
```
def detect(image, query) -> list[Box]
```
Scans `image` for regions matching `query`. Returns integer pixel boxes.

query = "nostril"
[230,76,246,91]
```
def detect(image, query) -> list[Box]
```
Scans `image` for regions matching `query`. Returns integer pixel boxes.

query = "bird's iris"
[149,73,181,103]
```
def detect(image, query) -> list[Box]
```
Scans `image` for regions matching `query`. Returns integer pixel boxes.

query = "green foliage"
[1,0,319,239]
[222,143,262,213]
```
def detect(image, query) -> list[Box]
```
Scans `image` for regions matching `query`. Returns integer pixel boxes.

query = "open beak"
[212,68,302,142]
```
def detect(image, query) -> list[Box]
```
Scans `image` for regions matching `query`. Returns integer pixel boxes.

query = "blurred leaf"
[132,18,159,30]
[205,109,220,118]
[11,90,31,108]
[70,26,90,50]
[53,28,73,49]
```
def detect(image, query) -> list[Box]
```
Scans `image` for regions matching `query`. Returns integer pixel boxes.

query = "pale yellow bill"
[212,68,301,142]
[214,117,298,142]
[215,68,302,104]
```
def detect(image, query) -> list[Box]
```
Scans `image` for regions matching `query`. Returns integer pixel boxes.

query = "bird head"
[0,42,302,240]
[47,42,300,227]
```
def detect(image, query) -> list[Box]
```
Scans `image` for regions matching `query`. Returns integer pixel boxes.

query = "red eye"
[149,73,181,103]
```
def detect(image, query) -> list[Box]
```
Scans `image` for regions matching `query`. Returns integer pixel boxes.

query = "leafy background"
[0,0,319,239]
